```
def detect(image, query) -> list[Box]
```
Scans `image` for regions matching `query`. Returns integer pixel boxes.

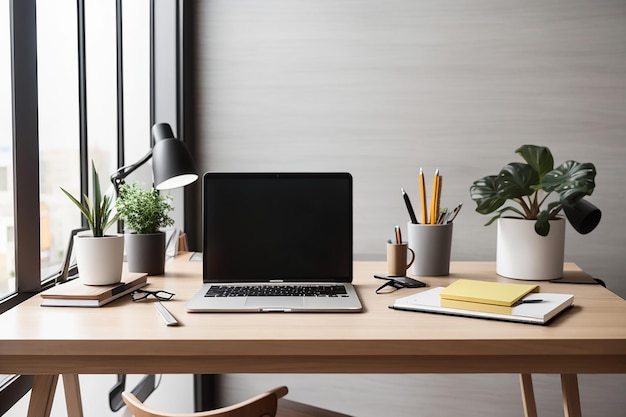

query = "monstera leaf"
[470,173,527,226]
[470,175,504,214]
[515,144,554,180]
[542,160,596,206]
[496,162,538,199]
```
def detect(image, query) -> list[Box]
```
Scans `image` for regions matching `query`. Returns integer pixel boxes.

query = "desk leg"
[519,374,538,417]
[561,374,582,417]
[27,375,58,417]
[62,374,84,417]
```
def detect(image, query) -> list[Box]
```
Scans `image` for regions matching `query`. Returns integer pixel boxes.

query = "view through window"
[35,0,150,282]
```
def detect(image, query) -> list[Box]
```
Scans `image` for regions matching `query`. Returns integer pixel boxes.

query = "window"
[35,0,150,280]
[36,0,81,278]
[1,0,163,412]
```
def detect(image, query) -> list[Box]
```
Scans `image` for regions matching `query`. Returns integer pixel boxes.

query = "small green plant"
[116,182,174,234]
[60,162,118,237]
[469,144,597,236]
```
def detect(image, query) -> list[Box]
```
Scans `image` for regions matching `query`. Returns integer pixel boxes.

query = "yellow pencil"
[419,168,428,224]
[430,169,441,224]
[436,173,442,222]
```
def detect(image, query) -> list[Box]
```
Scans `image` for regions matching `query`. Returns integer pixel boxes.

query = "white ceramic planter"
[74,234,124,285]
[496,217,565,281]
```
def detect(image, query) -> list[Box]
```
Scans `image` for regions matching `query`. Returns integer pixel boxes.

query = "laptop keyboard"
[205,284,349,297]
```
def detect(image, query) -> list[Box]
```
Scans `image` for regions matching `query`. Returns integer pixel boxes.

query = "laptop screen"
[202,172,353,283]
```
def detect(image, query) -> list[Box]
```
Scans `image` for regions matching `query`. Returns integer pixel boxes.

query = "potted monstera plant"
[470,144,599,280]
[116,182,174,275]
[60,162,123,285]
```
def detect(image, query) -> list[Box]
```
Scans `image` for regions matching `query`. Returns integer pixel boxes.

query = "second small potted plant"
[116,182,175,275]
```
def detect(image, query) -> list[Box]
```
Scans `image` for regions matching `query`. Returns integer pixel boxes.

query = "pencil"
[429,169,440,224]
[419,168,428,224]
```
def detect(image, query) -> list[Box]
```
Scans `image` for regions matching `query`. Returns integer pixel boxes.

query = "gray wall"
[190,1,626,416]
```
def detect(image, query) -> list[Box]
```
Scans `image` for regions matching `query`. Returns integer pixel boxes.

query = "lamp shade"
[564,199,601,235]
[151,123,198,190]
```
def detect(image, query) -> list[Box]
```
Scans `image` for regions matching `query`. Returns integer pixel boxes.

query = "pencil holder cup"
[386,243,415,277]
[407,222,453,276]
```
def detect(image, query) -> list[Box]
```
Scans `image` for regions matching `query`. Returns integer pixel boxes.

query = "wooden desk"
[1,255,625,417]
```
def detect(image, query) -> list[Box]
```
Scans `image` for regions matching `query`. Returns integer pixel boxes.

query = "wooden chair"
[122,386,353,417]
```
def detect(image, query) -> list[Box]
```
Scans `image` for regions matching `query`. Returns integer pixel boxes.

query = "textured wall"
[191,1,626,415]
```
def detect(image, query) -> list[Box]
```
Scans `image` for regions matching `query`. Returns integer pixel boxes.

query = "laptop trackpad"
[244,297,303,308]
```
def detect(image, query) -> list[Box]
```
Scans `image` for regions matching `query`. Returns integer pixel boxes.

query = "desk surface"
[1,255,625,376]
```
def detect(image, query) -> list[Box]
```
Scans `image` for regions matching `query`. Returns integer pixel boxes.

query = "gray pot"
[125,232,166,276]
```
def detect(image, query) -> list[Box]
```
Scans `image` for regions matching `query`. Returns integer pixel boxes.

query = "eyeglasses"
[374,275,427,294]
[375,279,406,294]
[131,289,175,302]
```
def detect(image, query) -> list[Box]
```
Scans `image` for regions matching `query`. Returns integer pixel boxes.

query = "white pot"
[74,234,125,285]
[496,217,565,281]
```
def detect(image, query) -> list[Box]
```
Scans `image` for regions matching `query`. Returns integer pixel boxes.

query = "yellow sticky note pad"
[439,279,539,307]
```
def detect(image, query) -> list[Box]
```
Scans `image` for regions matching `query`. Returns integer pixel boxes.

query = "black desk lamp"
[564,198,602,235]
[110,122,198,193]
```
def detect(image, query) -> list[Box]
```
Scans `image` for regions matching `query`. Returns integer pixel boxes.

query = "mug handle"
[406,247,415,269]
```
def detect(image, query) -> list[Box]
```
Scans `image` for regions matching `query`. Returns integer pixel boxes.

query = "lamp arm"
[110,148,153,195]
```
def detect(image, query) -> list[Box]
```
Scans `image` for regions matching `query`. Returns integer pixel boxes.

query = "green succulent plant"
[115,182,174,234]
[469,144,596,236]
[60,161,119,237]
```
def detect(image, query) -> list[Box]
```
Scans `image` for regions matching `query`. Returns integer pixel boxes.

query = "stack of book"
[40,272,148,307]
[390,279,574,325]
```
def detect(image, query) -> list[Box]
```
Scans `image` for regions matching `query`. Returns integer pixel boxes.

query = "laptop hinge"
[269,280,284,283]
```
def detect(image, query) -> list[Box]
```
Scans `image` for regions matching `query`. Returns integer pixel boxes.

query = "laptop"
[185,172,363,312]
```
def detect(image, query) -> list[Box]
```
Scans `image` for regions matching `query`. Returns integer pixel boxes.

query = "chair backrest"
[122,386,288,417]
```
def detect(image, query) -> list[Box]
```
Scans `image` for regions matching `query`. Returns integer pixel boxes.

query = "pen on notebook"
[401,188,418,224]
[513,298,544,307]
[419,168,428,224]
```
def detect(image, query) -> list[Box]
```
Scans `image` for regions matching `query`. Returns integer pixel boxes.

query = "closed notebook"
[390,287,574,325]
[439,279,539,307]
[40,272,147,307]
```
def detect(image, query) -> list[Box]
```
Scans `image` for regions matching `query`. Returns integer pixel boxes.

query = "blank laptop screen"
[202,173,353,283]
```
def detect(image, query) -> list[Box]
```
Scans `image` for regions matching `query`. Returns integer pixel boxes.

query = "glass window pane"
[85,0,118,182]
[37,0,81,278]
[0,0,15,297]
[123,0,151,168]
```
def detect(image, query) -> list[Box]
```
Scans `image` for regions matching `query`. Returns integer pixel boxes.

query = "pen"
[513,298,544,307]
[155,301,178,326]
[401,188,418,224]
[436,208,447,224]
[419,168,428,224]
[446,202,463,224]
[394,225,402,244]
